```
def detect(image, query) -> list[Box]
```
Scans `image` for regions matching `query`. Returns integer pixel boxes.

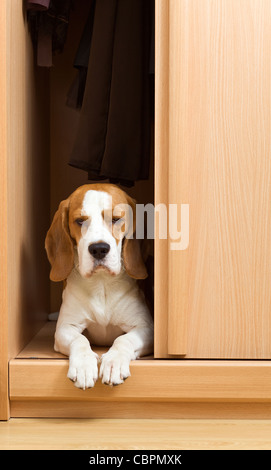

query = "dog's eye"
[112,217,122,224]
[75,218,84,226]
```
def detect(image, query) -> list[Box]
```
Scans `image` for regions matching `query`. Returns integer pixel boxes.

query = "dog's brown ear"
[45,198,74,282]
[122,192,148,279]
[122,237,148,280]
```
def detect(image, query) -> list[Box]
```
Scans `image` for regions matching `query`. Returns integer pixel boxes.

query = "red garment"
[27,0,72,67]
[26,0,50,10]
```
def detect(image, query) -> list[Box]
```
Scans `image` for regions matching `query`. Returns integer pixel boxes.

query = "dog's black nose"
[88,242,110,260]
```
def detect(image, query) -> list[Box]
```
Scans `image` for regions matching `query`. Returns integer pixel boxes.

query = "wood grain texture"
[2,418,271,450]
[156,0,271,358]
[16,322,66,359]
[167,0,189,354]
[10,358,271,402]
[16,321,152,360]
[11,323,271,418]
[0,0,9,420]
[154,0,170,357]
[6,0,50,359]
[11,401,271,421]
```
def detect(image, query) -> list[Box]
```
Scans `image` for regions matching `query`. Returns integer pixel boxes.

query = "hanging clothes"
[66,0,96,110]
[69,0,154,186]
[27,0,50,9]
[27,0,72,67]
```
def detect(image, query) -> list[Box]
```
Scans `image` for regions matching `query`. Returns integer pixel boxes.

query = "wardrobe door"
[0,0,9,420]
[155,0,271,358]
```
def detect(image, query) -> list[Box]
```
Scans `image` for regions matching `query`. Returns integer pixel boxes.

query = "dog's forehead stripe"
[81,190,112,216]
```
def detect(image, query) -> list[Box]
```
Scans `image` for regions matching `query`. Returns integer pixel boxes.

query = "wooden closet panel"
[6,0,50,359]
[154,0,170,357]
[0,0,9,421]
[155,0,271,358]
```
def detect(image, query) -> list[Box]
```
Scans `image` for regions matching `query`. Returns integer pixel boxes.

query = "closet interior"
[8,0,154,365]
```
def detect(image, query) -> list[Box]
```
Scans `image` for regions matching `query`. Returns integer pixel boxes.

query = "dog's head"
[45,184,148,282]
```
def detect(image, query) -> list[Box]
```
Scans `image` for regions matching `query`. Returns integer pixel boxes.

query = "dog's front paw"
[99,349,131,386]
[67,352,99,390]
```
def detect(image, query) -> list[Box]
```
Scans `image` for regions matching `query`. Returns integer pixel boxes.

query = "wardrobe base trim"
[10,400,271,420]
[9,359,271,405]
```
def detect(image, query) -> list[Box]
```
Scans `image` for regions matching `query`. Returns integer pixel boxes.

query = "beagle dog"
[45,183,154,389]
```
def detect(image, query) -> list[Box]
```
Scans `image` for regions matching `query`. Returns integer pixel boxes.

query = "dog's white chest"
[70,269,133,327]
[87,277,110,326]
[61,268,142,348]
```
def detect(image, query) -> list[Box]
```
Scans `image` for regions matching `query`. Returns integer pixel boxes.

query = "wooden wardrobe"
[1,0,271,420]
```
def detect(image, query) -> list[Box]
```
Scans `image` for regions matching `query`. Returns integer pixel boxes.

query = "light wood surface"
[0,0,51,418]
[10,357,271,402]
[15,321,152,360]
[1,418,271,450]
[16,321,66,359]
[155,0,271,358]
[167,0,190,355]
[154,0,170,358]
[10,400,271,420]
[6,0,50,360]
[0,0,9,421]
[10,323,271,419]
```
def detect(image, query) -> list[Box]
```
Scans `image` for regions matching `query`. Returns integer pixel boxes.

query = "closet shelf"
[15,321,153,360]
[9,325,271,405]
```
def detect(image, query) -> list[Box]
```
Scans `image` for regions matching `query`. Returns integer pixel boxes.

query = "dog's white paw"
[99,349,131,386]
[67,352,99,390]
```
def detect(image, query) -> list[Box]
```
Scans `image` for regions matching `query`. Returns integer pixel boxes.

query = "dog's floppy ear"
[45,198,74,282]
[122,194,148,280]
[122,237,148,280]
